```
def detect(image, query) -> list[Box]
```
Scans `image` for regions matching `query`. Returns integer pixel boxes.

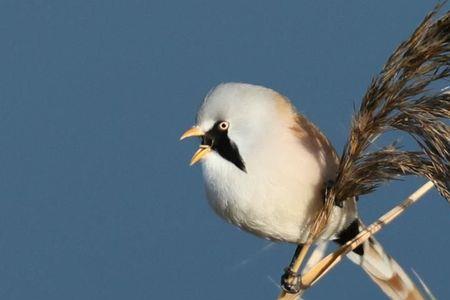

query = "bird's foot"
[280,268,302,294]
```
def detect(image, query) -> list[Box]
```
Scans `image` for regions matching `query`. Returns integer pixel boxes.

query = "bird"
[180,82,423,299]
[181,7,450,300]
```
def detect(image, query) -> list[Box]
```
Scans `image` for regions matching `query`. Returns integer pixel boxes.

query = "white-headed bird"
[181,7,450,300]
[181,82,423,299]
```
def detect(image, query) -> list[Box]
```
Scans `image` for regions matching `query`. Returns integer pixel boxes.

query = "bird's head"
[180,82,297,173]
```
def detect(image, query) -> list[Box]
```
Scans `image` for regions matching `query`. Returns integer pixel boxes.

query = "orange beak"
[180,127,211,165]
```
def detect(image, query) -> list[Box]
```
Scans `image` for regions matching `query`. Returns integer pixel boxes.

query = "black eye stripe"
[204,121,246,172]
[201,135,213,147]
[215,138,246,172]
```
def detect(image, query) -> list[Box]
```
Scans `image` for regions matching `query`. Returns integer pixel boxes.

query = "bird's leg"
[280,243,310,293]
[281,179,336,293]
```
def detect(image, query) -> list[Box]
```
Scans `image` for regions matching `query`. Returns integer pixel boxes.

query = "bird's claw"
[280,268,302,294]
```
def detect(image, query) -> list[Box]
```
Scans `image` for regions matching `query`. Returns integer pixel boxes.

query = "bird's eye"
[218,121,229,131]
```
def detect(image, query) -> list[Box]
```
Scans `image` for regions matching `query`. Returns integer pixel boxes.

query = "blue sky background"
[0,1,448,299]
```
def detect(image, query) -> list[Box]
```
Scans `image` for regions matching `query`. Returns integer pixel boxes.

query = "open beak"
[189,145,211,165]
[180,126,212,165]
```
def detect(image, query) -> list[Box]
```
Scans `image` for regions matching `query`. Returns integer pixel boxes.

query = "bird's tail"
[345,225,423,300]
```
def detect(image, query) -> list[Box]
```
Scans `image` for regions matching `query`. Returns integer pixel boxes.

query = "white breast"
[201,133,357,244]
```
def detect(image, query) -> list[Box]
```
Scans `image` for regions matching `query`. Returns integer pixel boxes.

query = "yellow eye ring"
[218,121,229,131]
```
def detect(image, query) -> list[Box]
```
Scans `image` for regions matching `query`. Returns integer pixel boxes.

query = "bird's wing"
[292,112,340,180]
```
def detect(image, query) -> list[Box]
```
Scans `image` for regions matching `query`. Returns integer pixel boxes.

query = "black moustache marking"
[201,135,213,147]
[203,122,246,172]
